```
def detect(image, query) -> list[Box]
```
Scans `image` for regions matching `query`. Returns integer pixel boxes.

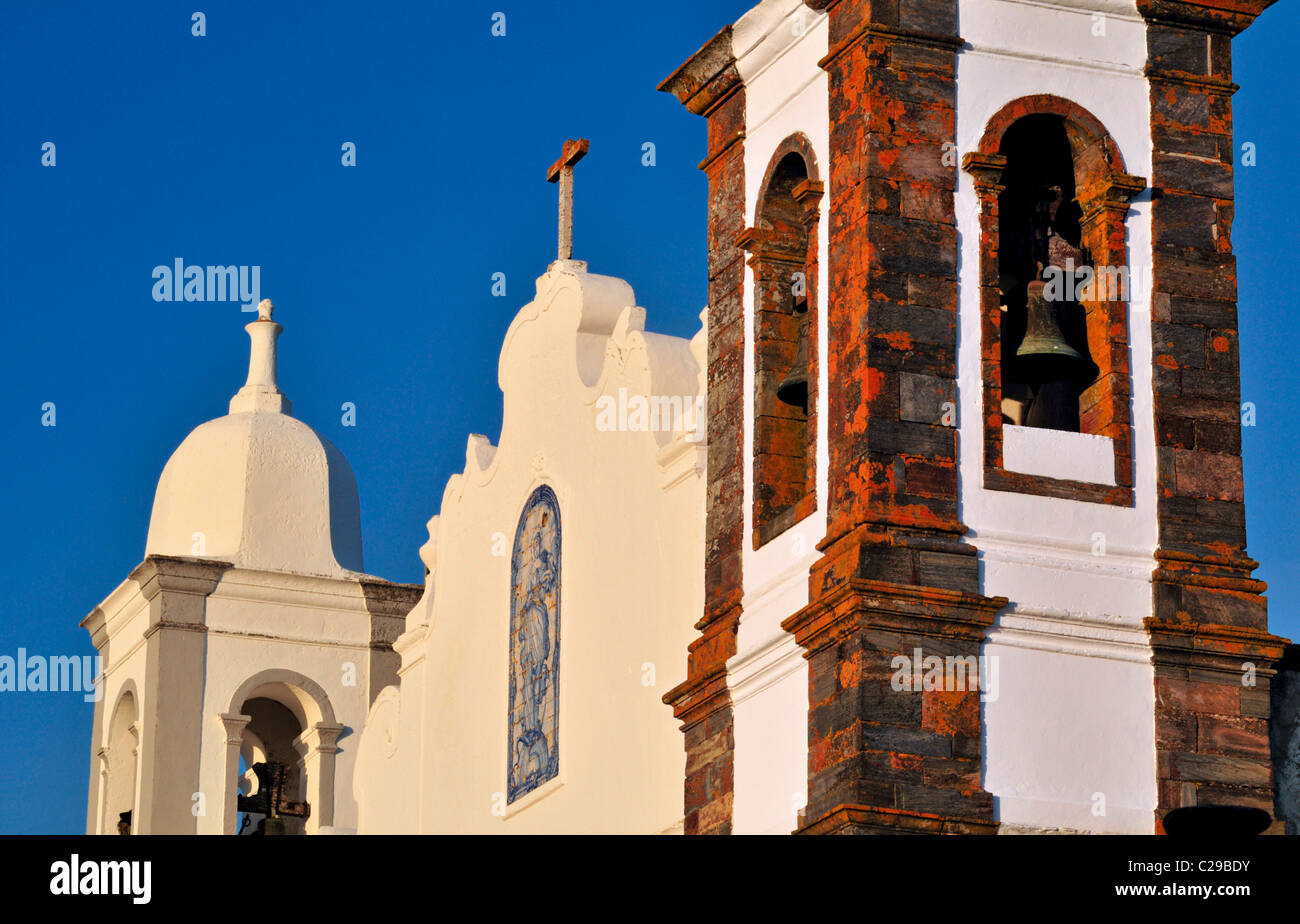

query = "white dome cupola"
[145,300,364,576]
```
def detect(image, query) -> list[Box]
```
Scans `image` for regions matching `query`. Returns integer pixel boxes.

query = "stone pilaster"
[659,27,747,835]
[134,555,228,833]
[1137,0,1290,831]
[787,0,1006,834]
[783,579,1006,833]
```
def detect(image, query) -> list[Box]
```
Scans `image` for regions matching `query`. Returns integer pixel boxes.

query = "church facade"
[83,0,1298,835]
[352,262,707,834]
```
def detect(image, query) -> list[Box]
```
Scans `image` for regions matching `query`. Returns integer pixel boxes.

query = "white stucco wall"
[84,579,150,835]
[729,0,829,835]
[956,0,1159,833]
[84,561,404,835]
[355,261,705,834]
[193,572,389,834]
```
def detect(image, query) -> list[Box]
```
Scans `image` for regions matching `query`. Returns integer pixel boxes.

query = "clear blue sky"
[0,1,1295,834]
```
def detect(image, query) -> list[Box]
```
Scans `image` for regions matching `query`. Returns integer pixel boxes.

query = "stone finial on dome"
[143,295,368,576]
[230,298,292,415]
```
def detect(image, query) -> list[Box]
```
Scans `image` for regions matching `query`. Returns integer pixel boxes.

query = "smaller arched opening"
[741,136,823,546]
[101,690,138,835]
[236,697,308,835]
[222,671,343,836]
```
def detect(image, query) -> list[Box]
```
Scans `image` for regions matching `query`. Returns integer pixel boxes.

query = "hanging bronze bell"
[1016,280,1083,363]
[775,334,809,411]
[1015,278,1086,432]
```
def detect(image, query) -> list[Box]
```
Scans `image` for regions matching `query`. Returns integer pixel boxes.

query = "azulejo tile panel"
[507,484,561,803]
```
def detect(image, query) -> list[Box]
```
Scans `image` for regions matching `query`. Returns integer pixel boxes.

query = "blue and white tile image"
[507,484,561,803]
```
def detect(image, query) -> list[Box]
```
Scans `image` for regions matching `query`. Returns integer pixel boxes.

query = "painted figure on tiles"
[508,485,561,802]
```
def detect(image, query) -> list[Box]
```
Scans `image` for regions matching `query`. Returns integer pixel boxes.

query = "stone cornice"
[1145,616,1290,673]
[81,572,149,636]
[961,152,1008,193]
[663,601,742,727]
[393,618,430,670]
[662,663,731,731]
[736,226,804,261]
[359,578,424,619]
[782,578,1008,656]
[1153,546,1265,593]
[81,605,111,649]
[697,130,745,172]
[121,555,421,609]
[131,554,231,603]
[1135,0,1277,35]
[796,803,998,835]
[206,564,420,615]
[1078,171,1148,224]
[659,26,741,117]
[84,555,422,651]
[820,20,963,71]
[700,581,745,630]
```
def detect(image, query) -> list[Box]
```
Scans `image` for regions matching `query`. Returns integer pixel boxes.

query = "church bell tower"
[82,301,421,835]
[661,0,1288,834]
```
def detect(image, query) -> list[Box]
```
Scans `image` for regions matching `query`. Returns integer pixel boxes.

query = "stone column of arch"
[300,722,345,833]
[1076,170,1146,489]
[219,712,252,836]
[95,746,110,835]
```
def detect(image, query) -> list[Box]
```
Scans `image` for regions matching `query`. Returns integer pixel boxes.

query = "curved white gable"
[355,260,706,833]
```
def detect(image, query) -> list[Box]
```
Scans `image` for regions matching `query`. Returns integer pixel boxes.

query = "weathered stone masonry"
[1138,0,1289,832]
[781,0,1007,834]
[663,0,1292,835]
[660,27,747,835]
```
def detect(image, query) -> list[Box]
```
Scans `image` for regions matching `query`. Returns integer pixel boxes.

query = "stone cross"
[546,138,589,261]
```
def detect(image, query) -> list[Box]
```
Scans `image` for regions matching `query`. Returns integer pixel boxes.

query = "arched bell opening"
[743,136,822,547]
[221,670,344,836]
[997,113,1099,432]
[101,690,138,835]
[235,697,309,836]
[965,93,1143,502]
